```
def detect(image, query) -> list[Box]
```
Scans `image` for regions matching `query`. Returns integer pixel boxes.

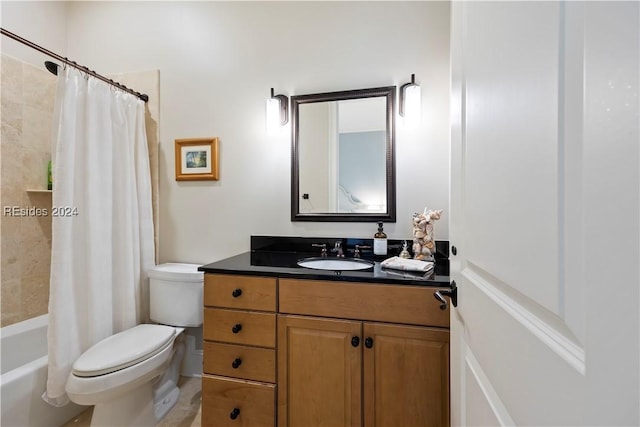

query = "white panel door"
[450,2,639,425]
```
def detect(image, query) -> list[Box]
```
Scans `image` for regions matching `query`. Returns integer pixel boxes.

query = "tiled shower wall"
[1,54,56,326]
[0,55,160,327]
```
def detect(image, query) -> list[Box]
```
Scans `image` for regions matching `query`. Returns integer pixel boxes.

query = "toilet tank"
[149,263,203,327]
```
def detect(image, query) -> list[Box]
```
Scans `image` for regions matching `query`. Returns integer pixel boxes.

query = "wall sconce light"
[399,74,421,128]
[266,88,289,135]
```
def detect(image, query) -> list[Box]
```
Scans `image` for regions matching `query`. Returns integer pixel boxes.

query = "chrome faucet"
[332,241,345,258]
[353,244,371,258]
[312,243,327,258]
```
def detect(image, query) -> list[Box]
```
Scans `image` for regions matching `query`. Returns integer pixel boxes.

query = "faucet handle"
[354,244,371,258]
[312,243,328,258]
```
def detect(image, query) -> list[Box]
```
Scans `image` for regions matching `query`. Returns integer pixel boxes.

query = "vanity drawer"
[202,375,275,427]
[205,274,276,311]
[279,279,450,328]
[204,308,276,348]
[204,341,276,383]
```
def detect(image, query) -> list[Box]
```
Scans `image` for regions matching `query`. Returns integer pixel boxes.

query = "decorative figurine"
[412,208,443,261]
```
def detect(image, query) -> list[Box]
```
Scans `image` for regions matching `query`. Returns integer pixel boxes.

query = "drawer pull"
[232,288,243,298]
[232,323,243,334]
[230,407,240,420]
[231,358,242,369]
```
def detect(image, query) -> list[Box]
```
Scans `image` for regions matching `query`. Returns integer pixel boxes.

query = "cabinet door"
[277,315,362,427]
[363,322,449,427]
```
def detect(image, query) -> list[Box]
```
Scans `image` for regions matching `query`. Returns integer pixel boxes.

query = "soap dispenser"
[47,160,52,190]
[373,221,388,258]
[399,240,411,259]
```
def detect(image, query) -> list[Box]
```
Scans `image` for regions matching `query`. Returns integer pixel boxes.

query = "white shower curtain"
[44,67,156,406]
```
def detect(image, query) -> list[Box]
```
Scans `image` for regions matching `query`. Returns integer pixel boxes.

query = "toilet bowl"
[65,263,203,427]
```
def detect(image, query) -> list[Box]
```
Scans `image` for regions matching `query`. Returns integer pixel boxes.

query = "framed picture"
[175,137,219,181]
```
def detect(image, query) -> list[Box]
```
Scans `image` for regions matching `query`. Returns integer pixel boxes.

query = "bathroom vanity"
[198,236,451,427]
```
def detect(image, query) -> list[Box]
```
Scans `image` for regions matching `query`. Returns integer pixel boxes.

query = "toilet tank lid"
[148,263,204,282]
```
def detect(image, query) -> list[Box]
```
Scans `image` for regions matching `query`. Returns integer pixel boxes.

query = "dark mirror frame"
[291,86,396,222]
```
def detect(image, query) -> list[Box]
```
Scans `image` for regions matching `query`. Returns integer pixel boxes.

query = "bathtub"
[1,314,87,427]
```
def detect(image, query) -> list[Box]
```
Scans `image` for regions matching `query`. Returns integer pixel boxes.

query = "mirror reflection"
[291,87,396,222]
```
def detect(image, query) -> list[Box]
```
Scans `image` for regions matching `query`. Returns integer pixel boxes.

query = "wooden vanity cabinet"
[277,278,450,427]
[202,274,277,427]
[202,274,450,427]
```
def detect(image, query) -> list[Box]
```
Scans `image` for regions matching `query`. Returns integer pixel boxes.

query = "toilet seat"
[72,324,176,377]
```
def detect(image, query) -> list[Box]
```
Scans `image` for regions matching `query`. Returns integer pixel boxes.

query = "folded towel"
[380,256,434,273]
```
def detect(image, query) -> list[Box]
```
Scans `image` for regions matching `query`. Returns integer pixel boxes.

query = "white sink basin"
[297,257,373,271]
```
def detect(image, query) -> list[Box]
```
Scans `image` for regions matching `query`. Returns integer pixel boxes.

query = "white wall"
[0,1,68,67]
[9,1,451,264]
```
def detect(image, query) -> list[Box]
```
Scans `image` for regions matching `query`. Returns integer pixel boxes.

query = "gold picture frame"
[175,137,219,181]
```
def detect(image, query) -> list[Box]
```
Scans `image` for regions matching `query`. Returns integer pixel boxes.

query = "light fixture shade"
[266,88,289,135]
[400,74,421,129]
[266,97,282,134]
[403,84,421,128]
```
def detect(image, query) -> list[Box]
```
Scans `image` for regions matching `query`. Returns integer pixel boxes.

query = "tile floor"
[60,376,201,427]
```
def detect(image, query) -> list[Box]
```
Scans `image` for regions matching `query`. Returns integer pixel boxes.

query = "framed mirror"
[291,86,396,222]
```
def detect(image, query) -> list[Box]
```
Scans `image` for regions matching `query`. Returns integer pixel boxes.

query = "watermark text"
[3,206,79,217]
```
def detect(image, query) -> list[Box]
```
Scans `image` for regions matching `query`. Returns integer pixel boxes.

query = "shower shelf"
[26,189,52,193]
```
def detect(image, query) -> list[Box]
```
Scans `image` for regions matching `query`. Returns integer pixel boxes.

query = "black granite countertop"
[198,236,450,287]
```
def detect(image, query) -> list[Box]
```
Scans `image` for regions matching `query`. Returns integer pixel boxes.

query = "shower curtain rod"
[1,28,149,103]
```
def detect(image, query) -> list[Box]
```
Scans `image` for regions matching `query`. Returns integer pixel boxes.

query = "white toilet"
[65,263,203,427]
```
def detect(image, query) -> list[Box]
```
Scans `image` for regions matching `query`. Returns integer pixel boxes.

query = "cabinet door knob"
[232,288,242,298]
[351,336,360,347]
[232,323,242,334]
[231,358,242,369]
[230,407,240,420]
[365,337,374,348]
